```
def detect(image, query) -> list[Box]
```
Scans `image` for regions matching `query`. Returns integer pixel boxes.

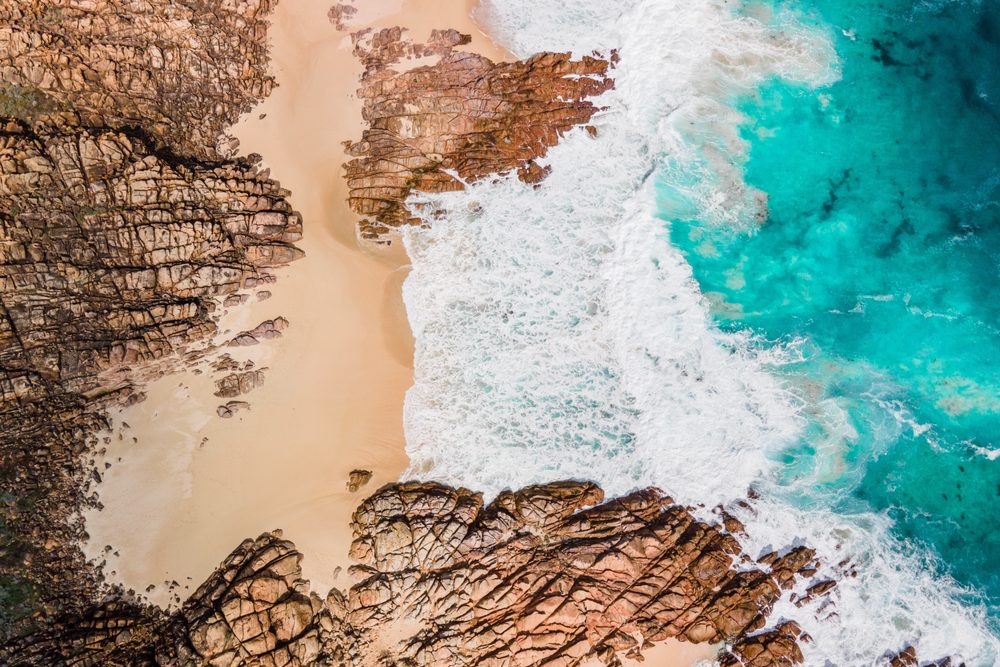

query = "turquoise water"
[667,0,1000,614]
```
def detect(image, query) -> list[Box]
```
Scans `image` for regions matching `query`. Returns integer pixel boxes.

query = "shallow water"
[669,0,1000,616]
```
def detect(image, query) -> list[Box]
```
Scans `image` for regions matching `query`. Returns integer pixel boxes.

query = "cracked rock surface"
[0,0,278,160]
[2,482,829,666]
[0,0,300,632]
[343,28,614,240]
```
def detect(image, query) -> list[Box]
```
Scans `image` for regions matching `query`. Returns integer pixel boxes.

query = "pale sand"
[579,640,719,667]
[82,0,508,605]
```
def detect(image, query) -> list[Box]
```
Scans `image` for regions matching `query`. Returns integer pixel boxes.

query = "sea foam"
[400,0,1000,663]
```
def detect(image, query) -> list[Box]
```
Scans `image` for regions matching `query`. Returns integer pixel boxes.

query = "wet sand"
[82,0,507,604]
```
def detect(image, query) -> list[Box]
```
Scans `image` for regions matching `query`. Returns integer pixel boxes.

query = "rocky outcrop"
[343,28,614,240]
[721,622,808,667]
[0,0,300,634]
[347,482,800,663]
[0,123,300,395]
[0,0,279,160]
[214,369,268,398]
[885,646,919,667]
[227,317,289,347]
[2,481,825,666]
[170,533,330,666]
[217,400,250,418]
[0,119,300,628]
[327,3,357,31]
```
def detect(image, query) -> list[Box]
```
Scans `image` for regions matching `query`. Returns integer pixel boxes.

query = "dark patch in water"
[872,38,904,66]
[821,168,853,218]
[958,77,1000,122]
[976,11,998,44]
[877,216,915,257]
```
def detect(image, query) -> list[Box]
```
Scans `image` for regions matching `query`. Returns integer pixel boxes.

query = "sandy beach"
[82,0,507,604]
[80,1,711,664]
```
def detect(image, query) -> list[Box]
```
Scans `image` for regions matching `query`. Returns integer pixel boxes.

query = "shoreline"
[81,0,507,604]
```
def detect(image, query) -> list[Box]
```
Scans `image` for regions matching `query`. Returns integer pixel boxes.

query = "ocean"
[400,0,1000,663]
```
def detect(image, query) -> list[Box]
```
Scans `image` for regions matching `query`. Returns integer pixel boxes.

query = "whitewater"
[398,0,1000,663]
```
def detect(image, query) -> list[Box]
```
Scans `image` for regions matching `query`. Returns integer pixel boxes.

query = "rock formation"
[215,368,268,398]
[0,0,278,160]
[227,317,290,347]
[0,0,301,633]
[1,481,827,666]
[343,28,614,240]
[346,469,373,493]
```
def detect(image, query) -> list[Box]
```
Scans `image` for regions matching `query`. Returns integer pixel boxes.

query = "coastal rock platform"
[2,481,823,666]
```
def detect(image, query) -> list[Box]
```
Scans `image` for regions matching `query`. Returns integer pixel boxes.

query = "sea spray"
[400,0,999,662]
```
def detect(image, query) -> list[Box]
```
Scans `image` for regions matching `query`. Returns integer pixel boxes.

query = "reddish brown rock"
[227,317,289,347]
[886,646,919,667]
[0,0,279,160]
[721,621,808,667]
[344,28,614,240]
[0,0,301,631]
[169,533,329,666]
[0,482,824,666]
[345,481,797,664]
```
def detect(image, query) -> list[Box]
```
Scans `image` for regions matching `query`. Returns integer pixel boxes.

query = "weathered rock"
[328,2,357,31]
[885,645,919,667]
[3,481,825,666]
[170,533,328,666]
[721,621,808,667]
[214,369,267,398]
[0,124,301,394]
[0,122,300,615]
[0,0,280,160]
[216,401,250,419]
[227,317,289,347]
[343,28,614,240]
[0,0,300,633]
[224,293,249,307]
[347,469,373,493]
